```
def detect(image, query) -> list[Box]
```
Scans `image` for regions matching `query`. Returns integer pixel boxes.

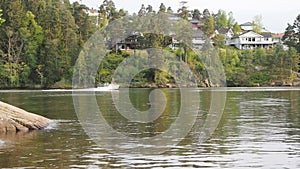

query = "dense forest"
[0,0,299,88]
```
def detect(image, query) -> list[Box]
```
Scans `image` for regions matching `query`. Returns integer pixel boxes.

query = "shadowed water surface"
[0,88,299,168]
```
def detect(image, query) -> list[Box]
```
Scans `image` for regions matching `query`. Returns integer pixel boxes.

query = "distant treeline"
[0,0,299,88]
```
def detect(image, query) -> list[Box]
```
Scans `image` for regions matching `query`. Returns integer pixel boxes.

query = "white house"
[216,28,234,45]
[229,31,275,50]
[240,22,253,31]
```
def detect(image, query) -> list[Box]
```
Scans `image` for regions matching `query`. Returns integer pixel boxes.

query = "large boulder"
[0,101,50,133]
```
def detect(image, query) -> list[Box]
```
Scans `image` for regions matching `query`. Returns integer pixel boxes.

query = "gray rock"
[293,81,300,86]
[0,101,50,133]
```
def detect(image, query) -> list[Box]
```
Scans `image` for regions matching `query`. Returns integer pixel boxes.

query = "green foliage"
[142,33,172,48]
[227,12,235,28]
[253,48,266,65]
[177,6,189,20]
[174,19,193,62]
[0,0,299,88]
[203,15,215,37]
[248,71,272,86]
[232,22,241,35]
[158,3,166,13]
[167,7,173,14]
[0,9,5,24]
[283,24,297,48]
[283,14,300,53]
[19,11,44,85]
[219,46,300,86]
[215,10,228,29]
[146,5,154,14]
[213,34,225,48]
[0,0,96,88]
[99,0,117,21]
[138,4,146,16]
[288,47,300,72]
[192,9,201,20]
[97,51,128,84]
[203,9,210,18]
[252,15,263,33]
[174,20,193,47]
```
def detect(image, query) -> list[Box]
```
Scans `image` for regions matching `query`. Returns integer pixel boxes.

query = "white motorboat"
[94,84,120,91]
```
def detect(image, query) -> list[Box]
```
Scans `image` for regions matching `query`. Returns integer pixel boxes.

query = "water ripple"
[0,89,299,168]
[0,140,4,147]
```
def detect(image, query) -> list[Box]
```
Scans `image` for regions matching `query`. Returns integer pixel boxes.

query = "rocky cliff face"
[0,101,50,133]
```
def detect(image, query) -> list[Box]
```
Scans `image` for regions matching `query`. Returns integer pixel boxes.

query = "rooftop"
[240,22,253,26]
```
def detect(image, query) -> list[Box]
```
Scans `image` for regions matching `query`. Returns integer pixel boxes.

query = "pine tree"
[283,14,300,53]
[203,9,210,18]
[158,3,166,13]
[192,9,201,20]
[215,10,228,29]
[203,15,215,37]
[232,22,241,35]
[167,7,173,14]
[177,6,189,20]
[146,5,154,14]
[227,12,235,28]
[138,4,146,16]
[0,0,27,86]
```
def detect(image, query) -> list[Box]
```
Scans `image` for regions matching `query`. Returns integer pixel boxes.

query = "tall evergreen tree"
[138,4,146,16]
[203,15,215,37]
[227,11,235,28]
[203,9,210,18]
[146,5,154,14]
[192,9,201,20]
[283,14,300,53]
[98,0,119,23]
[283,24,297,47]
[19,11,44,85]
[215,10,228,29]
[177,6,189,20]
[232,22,241,35]
[158,3,166,13]
[167,7,173,14]
[0,0,27,86]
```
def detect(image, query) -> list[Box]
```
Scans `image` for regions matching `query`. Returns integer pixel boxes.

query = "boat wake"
[44,120,59,130]
[44,119,77,130]
[94,84,120,91]
[0,140,4,147]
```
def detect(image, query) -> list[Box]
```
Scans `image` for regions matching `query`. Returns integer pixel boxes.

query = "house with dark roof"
[192,29,206,49]
[229,31,275,50]
[240,22,253,31]
[215,28,234,45]
[167,13,207,49]
[190,18,205,29]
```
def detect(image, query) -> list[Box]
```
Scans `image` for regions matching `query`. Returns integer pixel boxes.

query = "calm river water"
[0,88,299,168]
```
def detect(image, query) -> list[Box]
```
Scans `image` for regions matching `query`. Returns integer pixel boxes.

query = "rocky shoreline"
[126,80,300,88]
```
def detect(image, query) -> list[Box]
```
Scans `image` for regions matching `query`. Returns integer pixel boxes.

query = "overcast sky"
[72,0,300,33]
